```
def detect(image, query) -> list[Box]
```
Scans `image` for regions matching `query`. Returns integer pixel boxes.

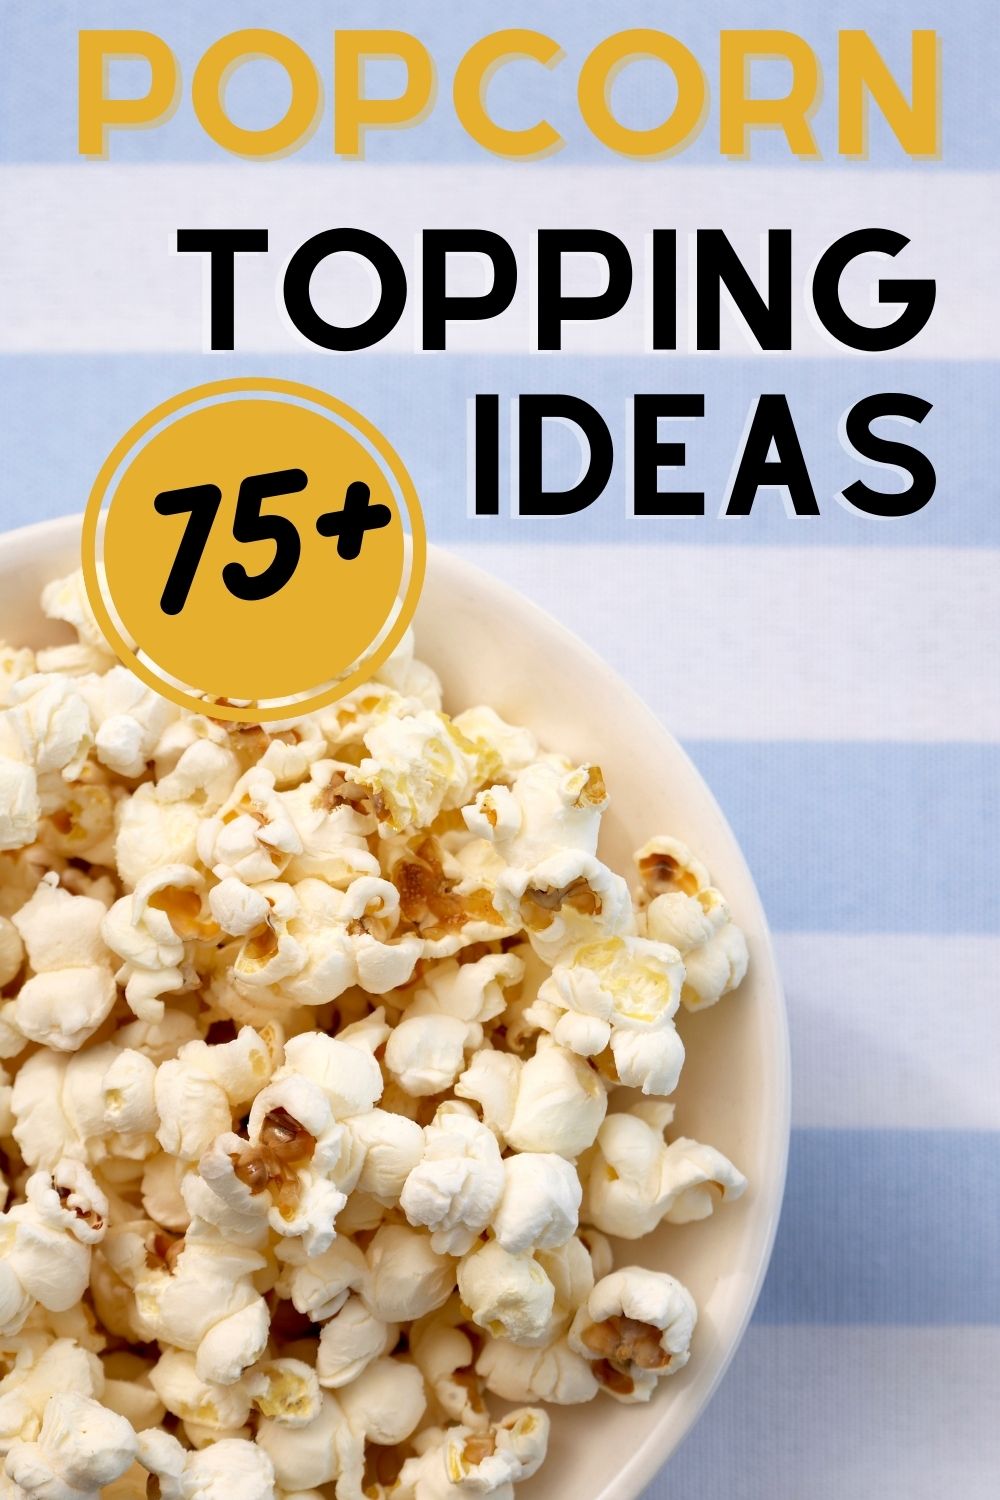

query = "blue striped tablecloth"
[1,4,997,1495]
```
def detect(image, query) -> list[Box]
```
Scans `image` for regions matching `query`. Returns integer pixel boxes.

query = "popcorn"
[457,1039,607,1158]
[400,1104,505,1255]
[256,1391,360,1492]
[279,1029,384,1118]
[255,719,327,789]
[141,1154,191,1234]
[0,756,39,852]
[11,1042,159,1173]
[8,875,116,1052]
[405,951,524,1028]
[457,1241,555,1347]
[208,875,270,937]
[155,1027,274,1162]
[398,1408,549,1500]
[197,766,303,885]
[568,1267,698,1401]
[386,1015,479,1098]
[383,833,515,959]
[230,876,421,1007]
[118,1009,202,1064]
[535,934,686,1095]
[319,684,412,758]
[183,1136,272,1248]
[139,1431,276,1500]
[0,914,24,987]
[0,1338,104,1455]
[114,784,204,892]
[450,706,537,785]
[464,759,605,861]
[102,1049,160,1139]
[316,1295,396,1389]
[0,644,36,708]
[6,963,116,1056]
[336,1354,427,1444]
[347,1108,424,1203]
[584,1102,747,1239]
[534,1234,597,1344]
[36,770,120,868]
[0,1161,107,1335]
[77,666,178,779]
[275,1235,368,1323]
[500,857,633,966]
[353,710,482,833]
[463,760,633,963]
[196,1043,371,1255]
[0,675,92,781]
[195,1295,271,1389]
[278,759,380,885]
[410,1305,488,1429]
[0,568,753,1500]
[492,1152,581,1254]
[102,864,215,1022]
[4,1391,137,1499]
[107,1221,270,1385]
[40,572,117,673]
[244,1357,322,1429]
[135,1224,274,1374]
[477,1334,598,1406]
[637,837,749,1011]
[366,1224,456,1323]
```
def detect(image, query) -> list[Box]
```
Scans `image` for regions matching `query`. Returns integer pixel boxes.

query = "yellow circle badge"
[82,379,425,722]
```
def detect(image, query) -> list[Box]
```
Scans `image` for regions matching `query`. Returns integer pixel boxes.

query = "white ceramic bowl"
[0,516,789,1500]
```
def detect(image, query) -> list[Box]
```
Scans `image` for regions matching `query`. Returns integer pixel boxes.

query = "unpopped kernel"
[0,569,750,1496]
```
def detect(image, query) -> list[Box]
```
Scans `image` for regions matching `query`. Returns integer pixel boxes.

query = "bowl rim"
[0,513,791,1499]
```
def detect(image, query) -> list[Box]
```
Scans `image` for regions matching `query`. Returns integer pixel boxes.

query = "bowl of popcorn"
[0,516,788,1500]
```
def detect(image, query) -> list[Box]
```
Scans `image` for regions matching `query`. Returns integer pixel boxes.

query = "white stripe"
[449,544,1000,743]
[652,1326,1000,1500]
[778,934,1000,1129]
[0,164,995,357]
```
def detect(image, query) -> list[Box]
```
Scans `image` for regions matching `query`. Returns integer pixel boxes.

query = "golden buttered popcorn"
[82,378,425,722]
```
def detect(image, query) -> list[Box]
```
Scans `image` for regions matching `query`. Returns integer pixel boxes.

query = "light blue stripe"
[0,0,994,167]
[647,1322,1000,1498]
[685,742,1000,933]
[2,355,990,547]
[753,1130,1000,1324]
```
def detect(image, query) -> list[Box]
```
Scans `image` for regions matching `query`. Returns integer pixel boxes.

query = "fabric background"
[1,4,998,1495]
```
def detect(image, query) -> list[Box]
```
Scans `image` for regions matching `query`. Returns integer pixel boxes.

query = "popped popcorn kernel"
[569,1267,699,1402]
